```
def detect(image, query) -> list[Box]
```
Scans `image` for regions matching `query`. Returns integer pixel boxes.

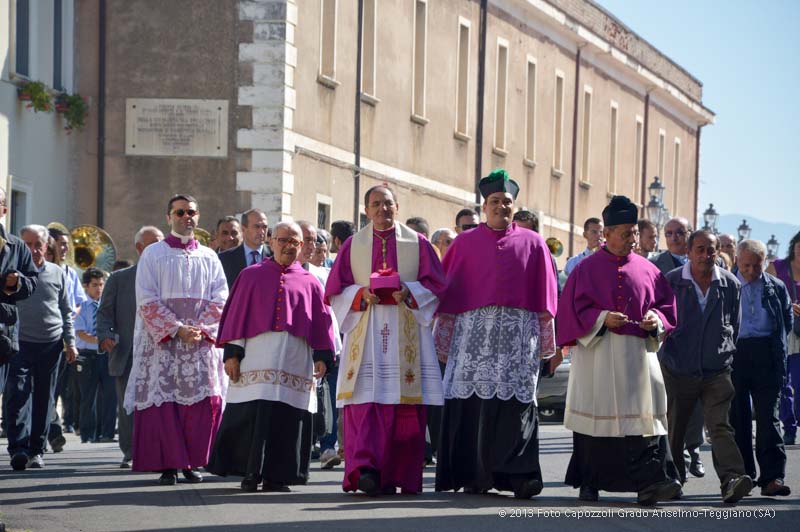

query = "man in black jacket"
[0,186,39,436]
[218,209,272,288]
[659,230,752,503]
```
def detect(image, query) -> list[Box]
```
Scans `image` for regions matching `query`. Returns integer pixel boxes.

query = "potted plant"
[17,81,53,112]
[57,93,89,133]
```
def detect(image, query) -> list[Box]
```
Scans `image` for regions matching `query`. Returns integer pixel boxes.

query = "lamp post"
[737,219,751,242]
[702,203,719,234]
[645,176,668,251]
[767,235,779,260]
[648,176,666,207]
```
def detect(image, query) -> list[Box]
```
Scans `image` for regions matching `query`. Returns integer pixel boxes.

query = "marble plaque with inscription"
[125,99,228,157]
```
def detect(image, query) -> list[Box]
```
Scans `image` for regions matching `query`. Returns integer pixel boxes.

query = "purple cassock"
[557,247,677,346]
[437,222,558,316]
[216,259,335,350]
[325,226,446,494]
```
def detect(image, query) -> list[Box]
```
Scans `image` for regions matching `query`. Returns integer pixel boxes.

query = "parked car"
[537,349,570,422]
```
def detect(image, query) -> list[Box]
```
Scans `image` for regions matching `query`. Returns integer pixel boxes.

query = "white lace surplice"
[442,305,555,405]
[124,242,229,414]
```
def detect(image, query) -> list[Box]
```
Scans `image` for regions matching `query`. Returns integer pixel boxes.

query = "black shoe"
[513,478,543,499]
[262,481,291,492]
[49,435,66,453]
[689,458,706,478]
[182,468,203,483]
[159,470,178,485]
[783,433,796,446]
[637,479,682,506]
[722,475,753,503]
[358,470,380,496]
[10,453,28,471]
[579,485,599,502]
[241,474,261,492]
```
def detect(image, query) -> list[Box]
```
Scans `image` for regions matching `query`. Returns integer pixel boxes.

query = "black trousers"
[730,337,786,486]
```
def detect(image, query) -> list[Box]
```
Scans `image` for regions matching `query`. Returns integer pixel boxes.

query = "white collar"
[170,230,192,244]
[682,261,720,283]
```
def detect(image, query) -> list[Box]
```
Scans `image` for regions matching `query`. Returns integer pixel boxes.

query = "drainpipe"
[96,0,106,227]
[693,124,702,229]
[567,46,582,257]
[640,91,650,209]
[352,0,364,226]
[473,0,488,205]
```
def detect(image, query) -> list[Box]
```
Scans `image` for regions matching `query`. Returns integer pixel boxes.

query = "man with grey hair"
[219,209,272,289]
[97,225,163,468]
[430,228,456,259]
[7,225,75,470]
[731,239,793,496]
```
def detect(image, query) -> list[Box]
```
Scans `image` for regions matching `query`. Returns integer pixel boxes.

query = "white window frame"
[454,17,471,140]
[672,137,681,214]
[579,85,593,184]
[552,69,566,173]
[657,128,666,182]
[607,100,619,195]
[633,115,644,200]
[360,0,377,102]
[410,0,428,124]
[492,37,509,155]
[317,0,339,88]
[523,55,537,165]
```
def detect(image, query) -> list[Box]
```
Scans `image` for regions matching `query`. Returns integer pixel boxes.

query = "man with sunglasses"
[454,208,479,234]
[208,222,335,492]
[124,194,228,486]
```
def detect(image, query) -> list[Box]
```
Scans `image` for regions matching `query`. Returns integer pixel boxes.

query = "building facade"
[2,0,714,263]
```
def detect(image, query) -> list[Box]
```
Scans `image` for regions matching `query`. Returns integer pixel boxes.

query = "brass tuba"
[69,225,117,274]
[546,237,564,258]
[194,227,212,247]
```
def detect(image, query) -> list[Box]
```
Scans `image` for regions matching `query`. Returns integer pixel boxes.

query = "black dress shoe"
[358,470,380,496]
[241,474,261,492]
[49,435,66,453]
[513,478,543,499]
[262,481,291,492]
[637,479,682,506]
[182,468,203,483]
[689,458,706,478]
[579,485,599,502]
[159,470,178,485]
[10,453,28,471]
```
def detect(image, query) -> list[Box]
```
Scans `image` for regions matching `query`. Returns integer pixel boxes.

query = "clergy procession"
[1,171,798,510]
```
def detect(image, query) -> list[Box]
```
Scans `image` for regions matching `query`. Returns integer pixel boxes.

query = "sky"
[597,0,799,231]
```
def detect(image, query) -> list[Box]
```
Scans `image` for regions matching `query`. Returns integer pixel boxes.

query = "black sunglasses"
[460,223,478,230]
[172,209,198,218]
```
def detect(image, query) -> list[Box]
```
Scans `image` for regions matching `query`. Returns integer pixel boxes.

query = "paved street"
[1,423,798,532]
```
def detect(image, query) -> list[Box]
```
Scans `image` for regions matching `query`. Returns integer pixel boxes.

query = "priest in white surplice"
[207,222,335,492]
[557,195,682,505]
[324,185,446,495]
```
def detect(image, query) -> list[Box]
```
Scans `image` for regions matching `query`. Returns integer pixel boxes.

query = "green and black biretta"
[478,168,520,200]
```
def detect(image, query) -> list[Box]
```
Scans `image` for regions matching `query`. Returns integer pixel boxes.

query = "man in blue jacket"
[730,239,793,497]
[659,230,752,503]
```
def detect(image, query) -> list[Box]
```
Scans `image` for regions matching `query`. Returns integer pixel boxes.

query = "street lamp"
[648,176,666,207]
[702,203,719,233]
[646,195,663,227]
[737,219,751,242]
[767,235,779,260]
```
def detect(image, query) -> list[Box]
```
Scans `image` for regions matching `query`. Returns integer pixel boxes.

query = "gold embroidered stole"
[338,223,423,403]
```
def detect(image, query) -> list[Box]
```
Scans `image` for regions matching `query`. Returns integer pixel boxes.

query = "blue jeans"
[5,340,63,456]
[319,363,338,452]
[76,350,117,442]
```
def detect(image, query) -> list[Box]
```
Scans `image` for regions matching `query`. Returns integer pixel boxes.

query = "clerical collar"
[165,231,198,250]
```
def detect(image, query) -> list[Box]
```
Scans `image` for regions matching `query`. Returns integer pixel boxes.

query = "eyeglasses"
[303,237,317,245]
[172,209,198,218]
[459,224,478,231]
[274,237,302,248]
[664,230,687,238]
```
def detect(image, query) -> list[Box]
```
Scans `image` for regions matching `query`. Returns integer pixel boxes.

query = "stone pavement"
[1,424,798,532]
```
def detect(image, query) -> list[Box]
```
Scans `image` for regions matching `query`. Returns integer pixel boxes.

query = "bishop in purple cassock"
[434,169,558,499]
[325,185,446,496]
[207,221,335,492]
[557,195,682,505]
